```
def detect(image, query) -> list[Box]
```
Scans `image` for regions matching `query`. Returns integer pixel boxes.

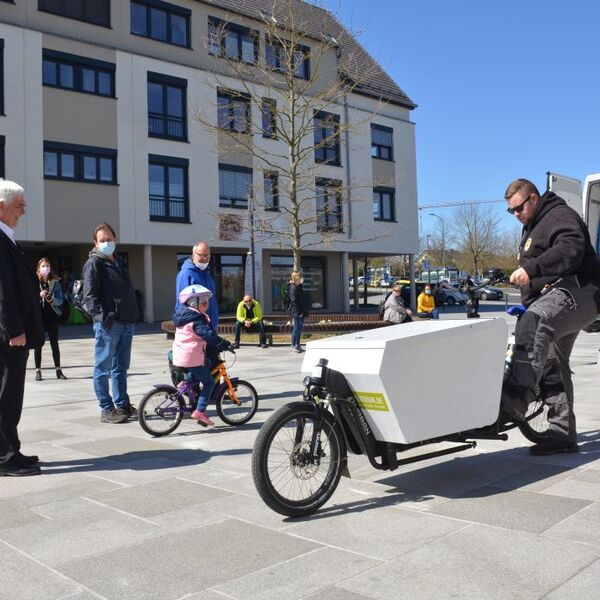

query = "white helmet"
[178,284,212,305]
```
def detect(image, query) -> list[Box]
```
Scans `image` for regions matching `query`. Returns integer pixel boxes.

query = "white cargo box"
[301,318,507,444]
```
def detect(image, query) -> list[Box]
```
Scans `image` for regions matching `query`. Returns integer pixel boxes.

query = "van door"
[582,173,600,252]
[546,172,582,215]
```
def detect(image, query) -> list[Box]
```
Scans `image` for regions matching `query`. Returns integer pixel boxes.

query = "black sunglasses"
[507,195,531,215]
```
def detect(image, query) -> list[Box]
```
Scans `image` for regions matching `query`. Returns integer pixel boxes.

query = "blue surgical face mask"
[425,289,432,295]
[98,241,116,256]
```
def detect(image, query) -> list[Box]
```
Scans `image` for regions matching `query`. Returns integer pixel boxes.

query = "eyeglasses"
[194,253,210,259]
[506,195,531,215]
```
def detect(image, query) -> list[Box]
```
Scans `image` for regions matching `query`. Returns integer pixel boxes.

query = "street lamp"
[429,213,445,276]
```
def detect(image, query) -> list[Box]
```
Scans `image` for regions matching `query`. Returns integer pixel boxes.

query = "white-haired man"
[0,180,44,475]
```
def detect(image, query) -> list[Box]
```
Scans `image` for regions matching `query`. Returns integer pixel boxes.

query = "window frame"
[219,163,252,209]
[208,16,258,65]
[43,142,117,185]
[265,37,310,80]
[371,124,394,161]
[0,135,5,179]
[314,111,341,166]
[0,39,4,116]
[42,49,116,97]
[147,71,187,141]
[373,186,396,222]
[316,178,343,233]
[217,88,251,134]
[131,0,191,49]
[38,0,111,28]
[148,154,190,223]
[261,97,277,139]
[263,170,279,211]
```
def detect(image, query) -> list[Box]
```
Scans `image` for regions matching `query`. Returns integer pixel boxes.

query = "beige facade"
[0,0,417,322]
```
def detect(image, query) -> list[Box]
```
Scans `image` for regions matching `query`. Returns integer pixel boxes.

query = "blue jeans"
[291,316,304,348]
[187,364,214,411]
[93,321,135,412]
[418,309,439,319]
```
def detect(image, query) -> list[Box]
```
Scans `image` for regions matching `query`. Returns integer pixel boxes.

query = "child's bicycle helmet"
[178,284,212,305]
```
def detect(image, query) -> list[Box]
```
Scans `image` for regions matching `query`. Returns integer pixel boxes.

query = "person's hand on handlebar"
[226,342,236,353]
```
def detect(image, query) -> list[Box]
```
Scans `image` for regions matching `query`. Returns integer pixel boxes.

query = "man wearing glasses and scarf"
[501,178,600,455]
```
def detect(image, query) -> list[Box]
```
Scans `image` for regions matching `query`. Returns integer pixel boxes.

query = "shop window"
[270,255,326,311]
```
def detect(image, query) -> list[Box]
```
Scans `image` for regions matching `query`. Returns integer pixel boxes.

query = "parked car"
[436,287,468,306]
[474,285,504,301]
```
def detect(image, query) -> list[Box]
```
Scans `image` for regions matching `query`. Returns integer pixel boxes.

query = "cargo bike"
[251,318,551,517]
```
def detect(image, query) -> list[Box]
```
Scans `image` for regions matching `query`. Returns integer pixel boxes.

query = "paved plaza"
[3,308,600,599]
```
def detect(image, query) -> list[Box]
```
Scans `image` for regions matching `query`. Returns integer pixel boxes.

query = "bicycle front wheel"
[215,380,258,426]
[138,388,185,437]
[518,395,551,444]
[252,402,344,517]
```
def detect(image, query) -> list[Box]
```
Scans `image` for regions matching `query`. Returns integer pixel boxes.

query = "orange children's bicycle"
[138,350,258,437]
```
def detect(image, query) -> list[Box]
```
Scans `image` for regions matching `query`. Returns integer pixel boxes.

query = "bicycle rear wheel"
[138,388,185,436]
[215,380,258,426]
[252,402,344,517]
[517,395,551,444]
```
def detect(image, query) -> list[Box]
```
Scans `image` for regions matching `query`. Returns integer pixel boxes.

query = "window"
[270,255,325,310]
[148,154,189,222]
[371,124,393,160]
[265,38,310,80]
[264,171,279,210]
[261,98,277,138]
[43,142,117,184]
[316,179,343,232]
[314,111,340,165]
[208,17,258,64]
[131,0,190,48]
[147,72,187,140]
[0,136,5,179]
[0,39,4,115]
[219,164,252,209]
[38,0,110,27]
[373,187,396,222]
[42,50,115,97]
[217,89,250,134]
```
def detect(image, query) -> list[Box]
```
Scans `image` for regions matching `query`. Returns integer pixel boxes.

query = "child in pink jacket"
[172,285,231,426]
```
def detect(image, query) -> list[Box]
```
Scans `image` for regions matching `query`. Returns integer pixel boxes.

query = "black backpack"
[282,284,291,311]
[71,280,92,323]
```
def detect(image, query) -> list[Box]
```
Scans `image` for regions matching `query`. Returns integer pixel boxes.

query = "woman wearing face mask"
[34,258,66,381]
[82,223,139,424]
[287,271,309,352]
[417,284,439,319]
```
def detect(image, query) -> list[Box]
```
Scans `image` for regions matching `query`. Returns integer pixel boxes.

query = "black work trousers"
[34,306,61,369]
[0,347,28,459]
[502,279,598,443]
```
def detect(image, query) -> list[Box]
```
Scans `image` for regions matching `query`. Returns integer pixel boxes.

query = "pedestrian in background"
[287,271,308,353]
[417,284,439,319]
[34,257,67,381]
[383,285,412,324]
[83,223,139,424]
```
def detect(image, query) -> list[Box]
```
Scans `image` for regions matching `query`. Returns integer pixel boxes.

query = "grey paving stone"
[543,501,600,545]
[215,546,381,600]
[303,589,373,600]
[337,524,600,600]
[546,558,600,598]
[89,477,235,518]
[58,518,320,599]
[492,463,580,492]
[30,497,104,519]
[540,468,600,501]
[428,485,591,533]
[0,498,47,531]
[18,428,72,443]
[286,503,467,560]
[0,506,163,566]
[0,542,81,600]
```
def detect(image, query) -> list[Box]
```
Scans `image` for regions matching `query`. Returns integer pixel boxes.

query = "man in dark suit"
[0,180,45,476]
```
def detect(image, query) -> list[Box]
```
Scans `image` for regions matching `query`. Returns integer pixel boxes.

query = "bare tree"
[449,204,501,276]
[193,0,398,271]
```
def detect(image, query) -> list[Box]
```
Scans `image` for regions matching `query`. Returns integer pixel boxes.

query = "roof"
[200,0,416,109]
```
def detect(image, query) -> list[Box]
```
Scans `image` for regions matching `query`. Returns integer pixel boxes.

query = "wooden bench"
[161,313,389,345]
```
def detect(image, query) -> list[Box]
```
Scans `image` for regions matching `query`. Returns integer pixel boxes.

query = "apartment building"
[0,0,418,321]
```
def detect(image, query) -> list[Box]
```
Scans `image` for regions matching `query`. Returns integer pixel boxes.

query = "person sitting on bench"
[233,295,268,348]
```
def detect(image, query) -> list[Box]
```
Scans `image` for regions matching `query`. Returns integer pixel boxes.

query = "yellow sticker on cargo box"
[355,392,389,412]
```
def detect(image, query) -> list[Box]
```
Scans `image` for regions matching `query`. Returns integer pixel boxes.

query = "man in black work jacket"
[502,178,600,455]
[0,180,44,476]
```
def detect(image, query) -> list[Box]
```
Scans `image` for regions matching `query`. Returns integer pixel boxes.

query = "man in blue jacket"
[175,241,219,329]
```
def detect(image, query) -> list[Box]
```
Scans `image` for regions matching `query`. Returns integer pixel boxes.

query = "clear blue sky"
[322,0,599,238]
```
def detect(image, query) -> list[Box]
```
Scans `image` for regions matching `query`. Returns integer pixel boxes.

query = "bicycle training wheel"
[252,402,344,517]
[517,395,551,444]
[215,380,258,426]
[138,388,185,437]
